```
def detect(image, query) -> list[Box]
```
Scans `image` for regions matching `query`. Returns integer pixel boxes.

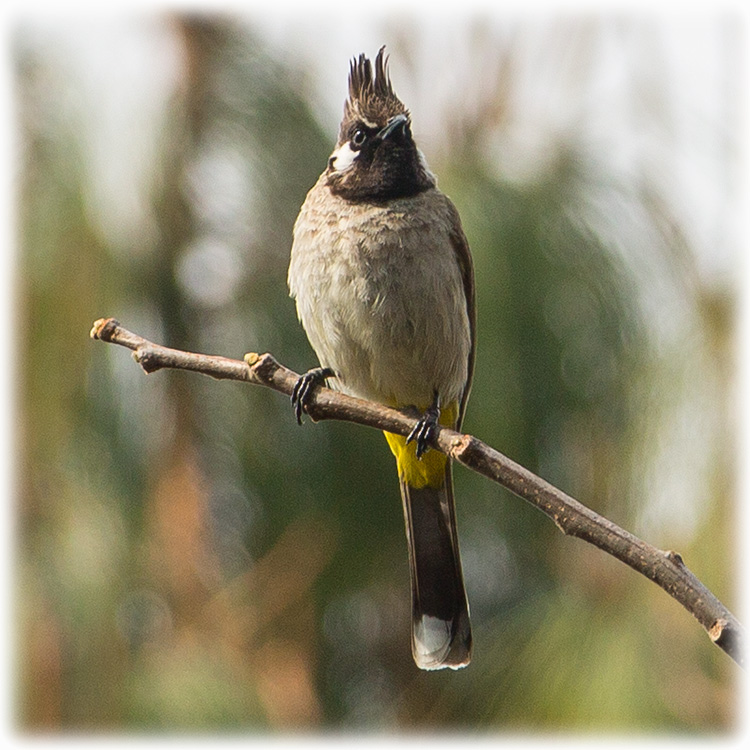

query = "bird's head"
[326,47,435,202]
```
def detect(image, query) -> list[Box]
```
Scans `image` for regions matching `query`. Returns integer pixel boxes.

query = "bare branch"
[90,317,743,667]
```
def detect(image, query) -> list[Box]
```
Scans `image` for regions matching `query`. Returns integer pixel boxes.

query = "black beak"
[377,113,408,141]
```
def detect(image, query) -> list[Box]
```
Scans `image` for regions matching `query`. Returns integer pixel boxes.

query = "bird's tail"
[398,469,472,670]
[384,413,471,670]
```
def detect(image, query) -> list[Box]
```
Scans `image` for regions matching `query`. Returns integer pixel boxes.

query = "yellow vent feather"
[383,401,458,489]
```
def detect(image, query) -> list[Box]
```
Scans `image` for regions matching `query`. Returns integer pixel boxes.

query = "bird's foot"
[406,393,441,460]
[291,367,335,425]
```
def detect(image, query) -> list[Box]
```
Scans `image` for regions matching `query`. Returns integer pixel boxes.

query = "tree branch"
[90,317,743,667]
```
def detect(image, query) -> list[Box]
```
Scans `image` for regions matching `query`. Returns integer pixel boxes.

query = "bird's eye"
[351,129,367,148]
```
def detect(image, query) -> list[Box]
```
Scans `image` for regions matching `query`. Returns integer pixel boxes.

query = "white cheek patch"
[329,142,359,172]
[417,148,436,183]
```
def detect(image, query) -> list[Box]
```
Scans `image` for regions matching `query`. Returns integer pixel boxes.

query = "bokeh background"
[12,3,743,733]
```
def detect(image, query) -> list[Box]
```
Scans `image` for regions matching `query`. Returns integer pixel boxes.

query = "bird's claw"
[291,367,334,425]
[406,401,440,460]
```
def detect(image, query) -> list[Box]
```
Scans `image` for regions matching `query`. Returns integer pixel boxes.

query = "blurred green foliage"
[14,14,738,733]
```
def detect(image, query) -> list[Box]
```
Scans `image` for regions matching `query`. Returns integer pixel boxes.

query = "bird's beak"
[377,113,408,141]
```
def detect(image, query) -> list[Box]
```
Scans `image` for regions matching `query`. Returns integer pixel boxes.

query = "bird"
[287,46,475,670]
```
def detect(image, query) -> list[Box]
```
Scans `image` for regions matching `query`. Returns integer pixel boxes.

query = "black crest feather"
[342,46,407,135]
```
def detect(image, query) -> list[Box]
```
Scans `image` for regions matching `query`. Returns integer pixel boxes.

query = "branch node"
[134,347,164,374]
[551,513,567,534]
[90,317,120,342]
[665,550,685,566]
[248,352,281,384]
[449,433,476,460]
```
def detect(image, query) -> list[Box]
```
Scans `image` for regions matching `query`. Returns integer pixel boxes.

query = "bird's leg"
[291,366,335,425]
[406,390,441,460]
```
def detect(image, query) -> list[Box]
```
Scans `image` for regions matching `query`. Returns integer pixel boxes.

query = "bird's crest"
[342,46,407,135]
